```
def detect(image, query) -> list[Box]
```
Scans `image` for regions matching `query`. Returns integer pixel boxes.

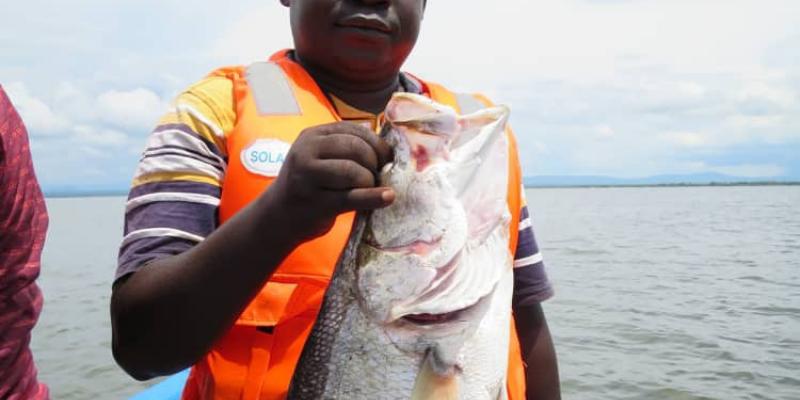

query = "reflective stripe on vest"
[182,49,526,400]
[246,62,301,116]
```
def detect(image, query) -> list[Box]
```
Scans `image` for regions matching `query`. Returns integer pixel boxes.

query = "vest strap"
[246,62,301,116]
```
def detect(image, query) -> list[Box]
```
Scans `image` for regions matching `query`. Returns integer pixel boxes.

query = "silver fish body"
[288,93,513,400]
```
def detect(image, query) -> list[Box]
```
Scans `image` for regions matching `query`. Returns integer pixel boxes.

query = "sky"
[2,0,799,191]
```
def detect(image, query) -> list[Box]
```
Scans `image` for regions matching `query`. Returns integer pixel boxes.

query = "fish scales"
[288,93,513,400]
[288,214,367,399]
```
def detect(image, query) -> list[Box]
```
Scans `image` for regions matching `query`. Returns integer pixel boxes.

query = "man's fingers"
[336,187,395,212]
[308,159,376,190]
[317,134,380,173]
[288,121,397,215]
[358,130,393,168]
[318,122,393,167]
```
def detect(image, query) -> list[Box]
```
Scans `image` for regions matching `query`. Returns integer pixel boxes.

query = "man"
[111,1,559,399]
[0,85,50,400]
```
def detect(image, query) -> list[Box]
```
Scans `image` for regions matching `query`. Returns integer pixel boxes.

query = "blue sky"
[2,0,799,191]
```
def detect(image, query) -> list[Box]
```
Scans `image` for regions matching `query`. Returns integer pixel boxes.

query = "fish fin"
[449,106,511,241]
[449,106,509,197]
[410,353,459,400]
[450,106,509,152]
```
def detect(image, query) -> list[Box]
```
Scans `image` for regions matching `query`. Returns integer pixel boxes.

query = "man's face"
[283,0,426,81]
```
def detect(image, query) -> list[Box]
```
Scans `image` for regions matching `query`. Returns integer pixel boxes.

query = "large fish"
[288,93,513,400]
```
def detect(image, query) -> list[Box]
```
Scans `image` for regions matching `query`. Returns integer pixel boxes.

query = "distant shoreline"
[525,181,800,189]
[44,181,800,198]
[44,191,128,199]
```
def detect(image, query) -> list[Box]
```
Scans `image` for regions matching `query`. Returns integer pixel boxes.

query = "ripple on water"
[774,376,800,386]
[627,388,721,400]
[748,306,800,317]
[736,275,800,288]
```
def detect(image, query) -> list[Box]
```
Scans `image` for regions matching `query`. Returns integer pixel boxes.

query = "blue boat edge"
[129,369,189,400]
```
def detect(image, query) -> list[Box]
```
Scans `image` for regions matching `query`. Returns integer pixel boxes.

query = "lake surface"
[31,186,800,399]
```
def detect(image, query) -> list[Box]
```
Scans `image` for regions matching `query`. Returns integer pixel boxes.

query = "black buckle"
[256,325,275,334]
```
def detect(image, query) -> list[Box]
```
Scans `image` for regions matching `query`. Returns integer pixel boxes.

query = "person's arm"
[515,303,560,400]
[0,85,50,399]
[111,122,394,380]
[511,192,561,399]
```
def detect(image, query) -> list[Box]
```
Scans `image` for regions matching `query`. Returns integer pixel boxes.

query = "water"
[31,197,151,399]
[530,186,800,400]
[29,186,800,399]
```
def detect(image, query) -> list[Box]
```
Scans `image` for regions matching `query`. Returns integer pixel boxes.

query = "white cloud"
[594,125,615,138]
[406,0,800,90]
[4,82,70,136]
[207,1,800,93]
[210,5,292,65]
[726,114,785,130]
[50,81,99,123]
[73,125,129,148]
[711,163,785,178]
[736,82,797,116]
[633,80,709,113]
[4,81,153,188]
[96,88,167,131]
[660,131,708,148]
[4,81,164,143]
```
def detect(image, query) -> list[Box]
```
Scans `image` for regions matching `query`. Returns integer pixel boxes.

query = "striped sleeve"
[116,76,236,281]
[512,185,554,306]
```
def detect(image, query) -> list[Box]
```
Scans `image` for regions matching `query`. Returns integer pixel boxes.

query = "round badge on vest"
[241,138,292,177]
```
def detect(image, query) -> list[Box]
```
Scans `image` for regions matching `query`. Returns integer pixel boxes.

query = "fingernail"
[381,189,395,203]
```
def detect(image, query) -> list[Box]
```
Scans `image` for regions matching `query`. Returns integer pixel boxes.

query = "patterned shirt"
[116,70,553,307]
[0,86,50,400]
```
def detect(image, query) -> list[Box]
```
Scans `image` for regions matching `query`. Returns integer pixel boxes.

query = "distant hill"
[524,173,800,187]
[43,183,128,198]
[40,173,799,197]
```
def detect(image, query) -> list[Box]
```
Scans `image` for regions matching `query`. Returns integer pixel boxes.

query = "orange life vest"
[181,50,526,400]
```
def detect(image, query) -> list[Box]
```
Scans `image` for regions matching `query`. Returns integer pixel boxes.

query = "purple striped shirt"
[116,73,553,307]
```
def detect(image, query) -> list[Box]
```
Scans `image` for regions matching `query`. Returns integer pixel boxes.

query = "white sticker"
[241,139,291,177]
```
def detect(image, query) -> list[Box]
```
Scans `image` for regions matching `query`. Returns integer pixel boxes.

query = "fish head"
[355,93,513,374]
[380,92,459,172]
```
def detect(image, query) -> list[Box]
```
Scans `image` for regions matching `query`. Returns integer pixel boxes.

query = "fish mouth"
[400,302,478,326]
[397,287,493,327]
[384,248,495,326]
[367,236,443,256]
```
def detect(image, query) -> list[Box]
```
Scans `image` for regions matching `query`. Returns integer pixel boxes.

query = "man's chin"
[332,50,397,77]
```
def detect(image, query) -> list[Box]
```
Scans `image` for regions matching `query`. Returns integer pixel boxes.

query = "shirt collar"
[330,72,424,131]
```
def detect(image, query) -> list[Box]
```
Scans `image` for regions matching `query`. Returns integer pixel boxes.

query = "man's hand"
[268,122,395,240]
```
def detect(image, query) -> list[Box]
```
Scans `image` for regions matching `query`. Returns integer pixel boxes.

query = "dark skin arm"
[515,303,561,400]
[111,122,394,380]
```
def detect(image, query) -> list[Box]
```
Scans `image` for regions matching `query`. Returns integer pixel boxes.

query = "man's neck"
[292,52,400,114]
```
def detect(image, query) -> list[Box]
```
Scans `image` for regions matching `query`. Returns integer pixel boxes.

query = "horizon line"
[43,180,800,198]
